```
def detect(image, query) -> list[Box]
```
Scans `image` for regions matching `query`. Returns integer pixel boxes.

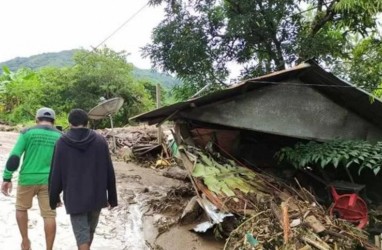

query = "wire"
[76,2,149,62]
[93,2,149,50]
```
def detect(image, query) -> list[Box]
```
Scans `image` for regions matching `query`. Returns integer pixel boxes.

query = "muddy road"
[0,131,224,250]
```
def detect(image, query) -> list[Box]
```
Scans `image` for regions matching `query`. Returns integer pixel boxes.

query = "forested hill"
[0,50,77,71]
[0,49,180,89]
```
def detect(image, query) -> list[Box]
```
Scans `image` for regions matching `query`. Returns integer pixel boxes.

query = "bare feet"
[21,238,31,250]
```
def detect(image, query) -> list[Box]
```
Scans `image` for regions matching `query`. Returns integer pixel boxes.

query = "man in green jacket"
[1,107,61,250]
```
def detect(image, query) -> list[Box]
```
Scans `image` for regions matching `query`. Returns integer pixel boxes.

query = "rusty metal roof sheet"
[131,60,382,128]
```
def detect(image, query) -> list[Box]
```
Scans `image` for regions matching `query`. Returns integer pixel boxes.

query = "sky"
[0,0,164,69]
[1,1,380,77]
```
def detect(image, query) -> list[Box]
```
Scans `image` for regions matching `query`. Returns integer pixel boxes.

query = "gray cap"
[36,107,56,120]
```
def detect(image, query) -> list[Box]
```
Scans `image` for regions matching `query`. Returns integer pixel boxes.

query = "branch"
[318,0,324,12]
[311,0,340,35]
[225,0,243,14]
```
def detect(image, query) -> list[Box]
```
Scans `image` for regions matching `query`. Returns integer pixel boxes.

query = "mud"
[0,131,224,250]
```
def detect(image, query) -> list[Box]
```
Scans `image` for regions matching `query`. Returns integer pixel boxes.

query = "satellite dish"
[88,97,124,152]
[88,97,124,120]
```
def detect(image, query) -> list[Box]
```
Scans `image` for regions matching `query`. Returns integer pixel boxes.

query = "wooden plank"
[305,215,326,234]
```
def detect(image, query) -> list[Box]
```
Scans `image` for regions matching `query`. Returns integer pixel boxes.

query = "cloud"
[0,0,164,69]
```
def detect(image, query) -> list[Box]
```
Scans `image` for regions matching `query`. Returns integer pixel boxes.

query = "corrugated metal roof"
[131,60,382,128]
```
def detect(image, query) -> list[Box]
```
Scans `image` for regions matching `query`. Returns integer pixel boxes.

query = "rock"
[163,166,189,181]
[0,124,16,131]
[180,196,203,224]
[117,147,134,162]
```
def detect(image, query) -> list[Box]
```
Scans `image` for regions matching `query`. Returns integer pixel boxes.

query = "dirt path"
[0,131,224,250]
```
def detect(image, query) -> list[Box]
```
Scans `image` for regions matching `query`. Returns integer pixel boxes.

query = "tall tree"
[144,0,382,100]
[60,48,155,126]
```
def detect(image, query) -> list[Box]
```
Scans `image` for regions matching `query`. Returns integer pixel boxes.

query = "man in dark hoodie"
[49,109,117,250]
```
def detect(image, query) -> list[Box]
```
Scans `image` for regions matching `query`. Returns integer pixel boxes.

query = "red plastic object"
[329,186,368,229]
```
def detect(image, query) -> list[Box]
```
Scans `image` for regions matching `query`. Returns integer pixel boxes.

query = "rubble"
[99,125,379,249]
[98,126,158,148]
[163,166,189,181]
[98,126,167,164]
[0,124,20,132]
[178,146,376,250]
[148,185,195,215]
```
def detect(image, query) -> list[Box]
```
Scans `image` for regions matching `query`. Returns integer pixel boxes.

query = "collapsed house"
[133,59,382,192]
[133,59,382,138]
[131,60,382,249]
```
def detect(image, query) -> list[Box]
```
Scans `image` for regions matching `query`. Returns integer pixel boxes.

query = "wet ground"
[0,131,224,250]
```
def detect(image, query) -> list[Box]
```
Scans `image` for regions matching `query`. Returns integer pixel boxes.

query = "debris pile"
[146,185,196,235]
[98,126,164,160]
[180,147,374,250]
[99,126,157,148]
[0,124,18,132]
[98,124,377,248]
[149,185,195,215]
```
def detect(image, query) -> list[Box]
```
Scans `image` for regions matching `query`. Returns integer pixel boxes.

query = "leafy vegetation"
[0,68,44,124]
[193,151,258,196]
[144,0,382,100]
[276,140,382,175]
[0,48,157,127]
[350,37,382,93]
[0,49,181,90]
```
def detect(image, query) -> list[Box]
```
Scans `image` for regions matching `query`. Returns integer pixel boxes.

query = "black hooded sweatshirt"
[49,128,118,214]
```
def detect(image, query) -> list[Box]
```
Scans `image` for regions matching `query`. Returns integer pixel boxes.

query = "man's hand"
[1,181,12,196]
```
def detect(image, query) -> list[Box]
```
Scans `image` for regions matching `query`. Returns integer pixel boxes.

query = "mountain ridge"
[0,49,180,89]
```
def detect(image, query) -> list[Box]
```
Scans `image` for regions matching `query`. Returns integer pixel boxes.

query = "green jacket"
[2,125,61,185]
